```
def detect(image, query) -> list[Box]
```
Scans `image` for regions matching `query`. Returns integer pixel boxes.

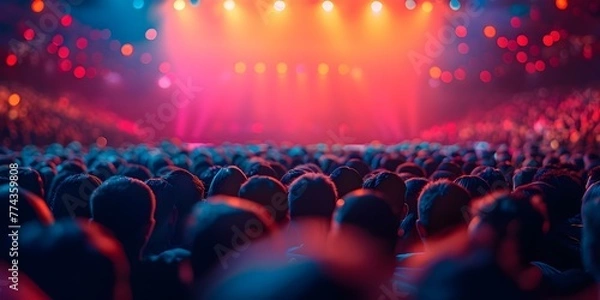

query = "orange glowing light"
[483,26,496,38]
[555,0,568,10]
[254,62,266,74]
[421,1,433,12]
[234,62,246,74]
[121,43,134,56]
[429,66,442,79]
[8,93,21,106]
[318,63,329,75]
[31,0,44,13]
[276,63,287,74]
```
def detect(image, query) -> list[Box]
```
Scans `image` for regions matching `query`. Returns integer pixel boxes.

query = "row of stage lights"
[172,0,462,13]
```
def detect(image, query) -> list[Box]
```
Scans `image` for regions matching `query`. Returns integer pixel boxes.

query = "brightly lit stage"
[157,1,446,144]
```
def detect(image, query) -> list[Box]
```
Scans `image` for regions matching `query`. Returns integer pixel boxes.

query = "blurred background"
[1,0,599,146]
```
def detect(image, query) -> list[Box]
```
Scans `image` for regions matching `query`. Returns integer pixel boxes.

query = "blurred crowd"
[421,88,600,152]
[1,139,600,299]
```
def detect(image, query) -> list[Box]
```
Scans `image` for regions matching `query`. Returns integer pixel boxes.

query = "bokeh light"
[76,37,88,49]
[455,26,467,38]
[140,53,152,64]
[496,36,508,48]
[322,1,334,12]
[73,66,86,79]
[535,60,546,71]
[145,28,158,41]
[6,54,17,67]
[550,30,560,41]
[31,0,44,13]
[158,75,172,88]
[543,35,553,47]
[234,62,246,74]
[224,0,236,11]
[60,15,72,27]
[458,43,469,54]
[274,0,286,12]
[510,17,521,28]
[8,93,21,106]
[318,63,329,75]
[516,35,528,47]
[421,1,433,12]
[480,70,492,82]
[159,62,171,73]
[23,28,35,41]
[276,63,287,74]
[254,62,266,74]
[429,66,441,79]
[59,59,72,72]
[96,137,108,148]
[449,0,461,11]
[58,46,70,59]
[555,0,568,10]
[133,0,145,9]
[121,43,134,56]
[525,62,536,73]
[454,68,466,80]
[483,26,496,38]
[371,1,383,13]
[174,0,186,11]
[405,0,416,10]
[440,71,453,83]
[52,34,64,45]
[516,51,528,63]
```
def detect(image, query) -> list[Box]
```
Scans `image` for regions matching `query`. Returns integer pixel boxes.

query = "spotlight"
[322,1,334,12]
[224,0,235,10]
[274,0,285,12]
[371,1,382,13]
[173,0,185,11]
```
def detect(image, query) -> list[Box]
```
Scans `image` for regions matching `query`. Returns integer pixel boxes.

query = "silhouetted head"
[50,174,102,219]
[512,167,537,190]
[90,176,156,261]
[396,162,426,178]
[239,176,289,224]
[89,161,117,181]
[288,173,338,221]
[245,161,278,179]
[417,180,471,242]
[471,167,509,191]
[19,220,131,300]
[118,164,152,181]
[208,166,247,197]
[185,196,274,280]
[581,189,600,281]
[454,175,491,200]
[281,168,308,186]
[586,166,600,189]
[536,170,584,221]
[0,167,45,199]
[199,166,223,192]
[405,178,429,215]
[329,166,363,198]
[363,171,407,220]
[345,158,371,179]
[144,178,177,255]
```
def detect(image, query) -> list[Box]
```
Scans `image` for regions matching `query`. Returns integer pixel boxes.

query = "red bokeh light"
[543,35,553,47]
[59,59,72,72]
[47,43,58,54]
[454,68,466,80]
[6,54,18,67]
[58,46,70,58]
[497,36,508,48]
[550,30,561,42]
[441,71,453,83]
[480,70,491,82]
[76,37,88,49]
[455,26,467,38]
[61,15,73,27]
[159,62,171,74]
[507,40,518,51]
[86,67,97,79]
[458,43,469,54]
[23,28,35,41]
[525,62,536,73]
[535,60,546,71]
[73,66,86,78]
[516,35,528,47]
[516,51,528,63]
[510,17,521,28]
[52,34,64,46]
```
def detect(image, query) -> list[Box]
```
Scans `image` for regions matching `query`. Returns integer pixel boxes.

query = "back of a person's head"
[536,170,584,221]
[329,166,363,199]
[245,161,278,179]
[470,193,548,266]
[145,178,177,225]
[345,158,371,179]
[471,167,509,191]
[417,180,471,239]
[207,166,247,197]
[281,168,308,186]
[288,173,338,220]
[19,220,131,300]
[118,164,152,181]
[50,174,102,219]
[89,161,117,181]
[239,176,288,224]
[0,167,45,199]
[334,189,398,255]
[430,170,458,182]
[405,178,429,215]
[437,162,463,178]
[362,171,407,219]
[199,165,222,192]
[0,184,54,238]
[512,167,537,190]
[185,196,273,279]
[396,162,426,178]
[90,176,155,256]
[586,165,600,189]
[454,175,491,200]
[581,192,600,281]
[163,168,205,208]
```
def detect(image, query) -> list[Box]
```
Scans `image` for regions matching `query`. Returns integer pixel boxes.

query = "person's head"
[416,180,471,242]
[536,170,584,221]
[239,176,289,225]
[469,193,549,269]
[118,164,152,181]
[362,171,407,221]
[583,182,600,205]
[185,196,274,280]
[207,166,247,197]
[405,178,429,215]
[512,167,537,190]
[430,170,458,181]
[471,167,509,191]
[245,162,278,179]
[333,189,399,256]
[144,178,177,255]
[586,166,600,189]
[0,167,45,199]
[90,176,156,260]
[0,184,54,238]
[345,158,371,179]
[89,161,117,181]
[288,173,338,221]
[437,162,463,178]
[50,174,102,219]
[454,175,491,200]
[581,192,600,281]
[329,166,363,199]
[19,220,131,300]
[281,168,308,186]
[396,162,426,178]
[199,166,222,192]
